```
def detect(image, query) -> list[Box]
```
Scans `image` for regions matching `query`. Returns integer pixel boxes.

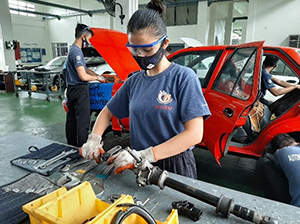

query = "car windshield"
[45,57,66,67]
[85,57,106,67]
[169,50,221,88]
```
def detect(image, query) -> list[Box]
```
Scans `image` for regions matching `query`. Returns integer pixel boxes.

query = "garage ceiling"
[17,0,248,21]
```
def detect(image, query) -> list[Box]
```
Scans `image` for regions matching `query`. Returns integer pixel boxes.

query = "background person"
[65,23,106,147]
[260,55,300,106]
[271,133,300,207]
[80,0,211,178]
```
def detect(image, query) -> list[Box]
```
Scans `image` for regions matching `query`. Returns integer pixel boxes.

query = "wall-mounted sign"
[32,48,41,62]
[21,47,42,63]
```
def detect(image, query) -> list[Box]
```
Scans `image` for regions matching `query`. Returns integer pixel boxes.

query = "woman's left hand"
[107,147,156,174]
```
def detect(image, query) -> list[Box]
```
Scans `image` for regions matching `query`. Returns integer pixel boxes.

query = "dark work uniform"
[274,144,300,207]
[107,63,211,178]
[260,68,276,106]
[65,44,90,147]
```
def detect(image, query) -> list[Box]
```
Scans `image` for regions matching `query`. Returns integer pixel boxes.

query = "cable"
[112,204,156,224]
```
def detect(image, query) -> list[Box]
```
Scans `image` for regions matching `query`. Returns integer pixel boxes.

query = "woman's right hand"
[79,133,104,163]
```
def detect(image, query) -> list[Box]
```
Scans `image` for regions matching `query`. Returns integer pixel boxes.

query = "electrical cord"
[112,203,156,224]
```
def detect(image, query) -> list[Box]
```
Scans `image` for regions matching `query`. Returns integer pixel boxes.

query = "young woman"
[80,0,211,178]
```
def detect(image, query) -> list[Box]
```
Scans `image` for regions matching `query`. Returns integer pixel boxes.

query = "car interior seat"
[269,88,300,116]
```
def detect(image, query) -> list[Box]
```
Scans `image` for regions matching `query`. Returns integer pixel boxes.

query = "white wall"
[12,16,49,64]
[246,0,300,46]
[6,0,300,69]
[10,0,112,65]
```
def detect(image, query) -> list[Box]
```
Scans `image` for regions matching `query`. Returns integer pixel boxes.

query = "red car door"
[203,41,264,164]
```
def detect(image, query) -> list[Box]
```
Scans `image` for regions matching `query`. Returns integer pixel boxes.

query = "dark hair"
[263,55,279,68]
[127,0,167,38]
[271,133,296,152]
[75,23,94,39]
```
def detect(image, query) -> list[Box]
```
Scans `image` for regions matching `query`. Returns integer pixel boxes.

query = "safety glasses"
[83,26,94,36]
[126,35,167,56]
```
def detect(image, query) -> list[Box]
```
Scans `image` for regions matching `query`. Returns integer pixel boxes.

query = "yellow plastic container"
[23,181,178,224]
[23,187,68,224]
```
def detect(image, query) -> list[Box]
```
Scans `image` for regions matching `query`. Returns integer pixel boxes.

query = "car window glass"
[263,56,299,81]
[169,50,220,88]
[46,57,66,67]
[213,48,257,100]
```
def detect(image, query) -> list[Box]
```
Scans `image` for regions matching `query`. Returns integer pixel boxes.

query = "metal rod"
[164,177,219,207]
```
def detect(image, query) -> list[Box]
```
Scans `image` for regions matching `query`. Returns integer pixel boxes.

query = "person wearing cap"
[65,23,106,147]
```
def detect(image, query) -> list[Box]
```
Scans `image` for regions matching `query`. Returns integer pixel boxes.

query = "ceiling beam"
[10,7,61,20]
[23,0,93,17]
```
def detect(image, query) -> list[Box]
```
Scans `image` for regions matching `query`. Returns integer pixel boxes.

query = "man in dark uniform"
[65,23,105,147]
[260,55,300,106]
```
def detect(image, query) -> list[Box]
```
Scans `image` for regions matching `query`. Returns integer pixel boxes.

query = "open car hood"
[90,28,140,81]
[180,37,204,47]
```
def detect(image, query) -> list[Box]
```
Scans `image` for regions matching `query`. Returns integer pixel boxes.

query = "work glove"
[107,147,157,174]
[79,133,104,163]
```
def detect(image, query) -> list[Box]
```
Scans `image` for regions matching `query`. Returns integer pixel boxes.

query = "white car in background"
[83,47,115,76]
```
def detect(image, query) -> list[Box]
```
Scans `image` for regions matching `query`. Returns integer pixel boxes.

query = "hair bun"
[146,0,166,15]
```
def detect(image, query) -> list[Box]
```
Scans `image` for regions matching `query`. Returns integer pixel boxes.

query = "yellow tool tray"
[23,181,178,224]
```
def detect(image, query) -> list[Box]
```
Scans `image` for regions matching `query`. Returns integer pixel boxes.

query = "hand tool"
[57,160,98,188]
[35,183,54,194]
[124,147,278,224]
[87,146,122,196]
[101,145,122,161]
[57,146,122,189]
[135,197,150,207]
[88,163,115,197]
[34,149,77,170]
[60,158,90,172]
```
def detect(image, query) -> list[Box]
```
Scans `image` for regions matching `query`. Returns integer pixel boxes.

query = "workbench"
[15,70,63,101]
[1,132,300,224]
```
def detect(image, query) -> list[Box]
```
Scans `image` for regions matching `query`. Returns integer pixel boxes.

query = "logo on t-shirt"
[267,79,272,84]
[76,55,81,62]
[157,90,173,104]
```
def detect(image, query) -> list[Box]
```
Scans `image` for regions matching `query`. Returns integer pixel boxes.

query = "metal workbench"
[15,70,63,101]
[1,132,300,224]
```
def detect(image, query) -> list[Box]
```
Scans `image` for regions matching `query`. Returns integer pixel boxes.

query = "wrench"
[57,161,98,188]
[101,145,122,161]
[60,158,90,172]
[36,183,54,194]
[34,149,77,170]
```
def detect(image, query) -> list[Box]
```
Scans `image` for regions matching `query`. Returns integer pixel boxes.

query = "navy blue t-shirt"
[274,144,300,207]
[107,63,211,150]
[261,68,275,96]
[66,44,87,86]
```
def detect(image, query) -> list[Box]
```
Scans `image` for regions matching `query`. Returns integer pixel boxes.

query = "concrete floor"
[0,91,265,198]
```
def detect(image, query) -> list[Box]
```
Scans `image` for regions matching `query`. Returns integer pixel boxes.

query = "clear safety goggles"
[126,35,167,56]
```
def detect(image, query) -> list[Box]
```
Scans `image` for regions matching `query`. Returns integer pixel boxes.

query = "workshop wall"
[7,0,300,68]
[246,0,300,46]
[12,16,48,64]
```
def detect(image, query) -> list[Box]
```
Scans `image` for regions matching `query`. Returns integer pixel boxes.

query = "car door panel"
[203,41,264,164]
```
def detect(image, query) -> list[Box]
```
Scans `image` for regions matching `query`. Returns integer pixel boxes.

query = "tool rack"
[15,70,63,101]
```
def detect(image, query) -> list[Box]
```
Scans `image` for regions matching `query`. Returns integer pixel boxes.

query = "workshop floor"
[0,92,265,198]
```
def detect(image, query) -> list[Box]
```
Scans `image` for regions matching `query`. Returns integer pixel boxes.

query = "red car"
[90,28,300,164]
